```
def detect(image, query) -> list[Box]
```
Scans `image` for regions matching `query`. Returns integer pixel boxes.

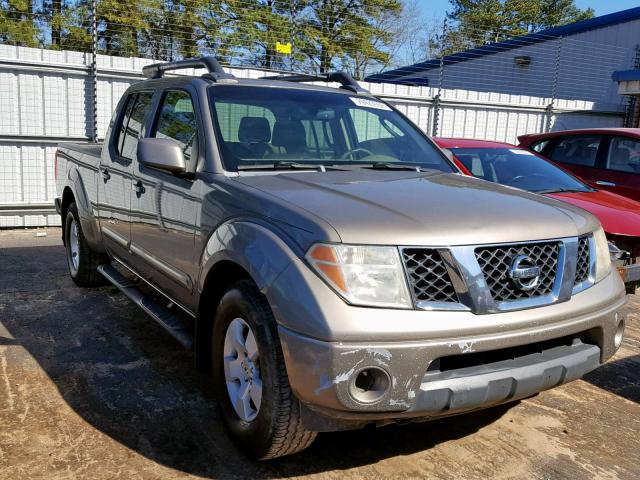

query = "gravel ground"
[0,228,638,480]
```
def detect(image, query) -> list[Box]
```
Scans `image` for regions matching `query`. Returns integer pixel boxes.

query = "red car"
[518,128,640,203]
[434,137,640,292]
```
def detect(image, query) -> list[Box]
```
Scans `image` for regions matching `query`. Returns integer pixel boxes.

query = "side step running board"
[97,264,194,350]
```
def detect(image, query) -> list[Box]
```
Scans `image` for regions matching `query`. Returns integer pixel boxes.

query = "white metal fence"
[0,45,625,228]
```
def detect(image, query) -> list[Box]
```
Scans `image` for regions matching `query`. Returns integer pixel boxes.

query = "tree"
[224,0,307,69]
[374,0,444,69]
[302,0,402,76]
[96,0,166,57]
[339,0,405,79]
[0,0,410,75]
[0,0,40,47]
[441,0,594,53]
[58,0,92,51]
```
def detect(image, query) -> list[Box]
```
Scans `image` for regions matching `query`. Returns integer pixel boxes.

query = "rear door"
[98,91,154,260]
[598,135,640,202]
[129,88,201,309]
[541,134,604,184]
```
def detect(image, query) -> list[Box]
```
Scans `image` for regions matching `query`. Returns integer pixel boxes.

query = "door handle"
[101,168,111,181]
[595,180,616,187]
[133,181,145,195]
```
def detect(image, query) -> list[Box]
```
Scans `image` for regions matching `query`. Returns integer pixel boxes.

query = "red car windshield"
[450,147,593,194]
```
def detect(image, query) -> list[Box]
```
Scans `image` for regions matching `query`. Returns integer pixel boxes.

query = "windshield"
[450,147,592,194]
[209,85,453,172]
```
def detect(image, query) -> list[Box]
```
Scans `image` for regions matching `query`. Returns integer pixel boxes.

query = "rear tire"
[64,202,107,287]
[211,280,316,459]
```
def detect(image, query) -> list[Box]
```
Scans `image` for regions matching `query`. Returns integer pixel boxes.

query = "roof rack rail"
[142,56,235,81]
[260,71,369,94]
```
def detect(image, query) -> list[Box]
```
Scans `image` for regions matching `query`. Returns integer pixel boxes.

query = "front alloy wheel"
[223,317,262,421]
[211,280,316,459]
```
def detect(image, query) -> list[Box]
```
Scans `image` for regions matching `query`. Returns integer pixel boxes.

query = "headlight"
[594,227,612,282]
[306,244,412,309]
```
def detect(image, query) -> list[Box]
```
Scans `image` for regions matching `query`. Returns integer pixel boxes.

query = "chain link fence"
[367,22,636,136]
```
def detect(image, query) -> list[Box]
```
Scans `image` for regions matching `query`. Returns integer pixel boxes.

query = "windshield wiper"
[238,161,340,172]
[363,161,425,172]
[535,188,588,194]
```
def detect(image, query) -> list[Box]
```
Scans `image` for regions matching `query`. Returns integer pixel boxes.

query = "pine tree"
[442,0,594,53]
[303,0,402,75]
[0,0,40,47]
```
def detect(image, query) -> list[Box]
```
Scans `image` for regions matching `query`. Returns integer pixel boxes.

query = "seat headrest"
[238,117,271,143]
[272,119,307,153]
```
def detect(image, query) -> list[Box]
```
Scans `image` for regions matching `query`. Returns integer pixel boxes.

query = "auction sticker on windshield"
[350,97,392,111]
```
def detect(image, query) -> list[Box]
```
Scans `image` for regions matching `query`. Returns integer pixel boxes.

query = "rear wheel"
[64,202,107,287]
[212,280,316,459]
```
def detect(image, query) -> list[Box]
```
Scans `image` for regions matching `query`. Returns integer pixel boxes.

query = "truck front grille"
[475,241,560,302]
[402,249,458,303]
[575,236,590,285]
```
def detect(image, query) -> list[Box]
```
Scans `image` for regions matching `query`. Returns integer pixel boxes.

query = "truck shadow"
[582,353,640,404]
[1,244,516,477]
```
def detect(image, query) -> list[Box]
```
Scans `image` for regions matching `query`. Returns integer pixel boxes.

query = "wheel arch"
[195,260,253,371]
[194,219,301,371]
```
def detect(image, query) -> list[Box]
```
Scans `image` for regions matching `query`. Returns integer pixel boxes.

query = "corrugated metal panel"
[0,45,627,228]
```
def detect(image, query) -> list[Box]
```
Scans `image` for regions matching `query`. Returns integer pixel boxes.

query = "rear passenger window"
[118,92,154,160]
[606,136,640,174]
[547,135,601,167]
[153,91,198,165]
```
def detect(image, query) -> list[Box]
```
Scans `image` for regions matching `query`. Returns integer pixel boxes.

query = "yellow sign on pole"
[276,41,292,55]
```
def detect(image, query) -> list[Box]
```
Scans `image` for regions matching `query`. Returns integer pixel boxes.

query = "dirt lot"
[0,228,638,480]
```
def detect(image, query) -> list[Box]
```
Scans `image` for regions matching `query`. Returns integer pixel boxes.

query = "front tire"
[212,280,316,459]
[64,202,107,287]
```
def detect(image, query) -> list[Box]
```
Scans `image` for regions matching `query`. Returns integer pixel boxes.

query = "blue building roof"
[612,70,640,82]
[366,6,640,85]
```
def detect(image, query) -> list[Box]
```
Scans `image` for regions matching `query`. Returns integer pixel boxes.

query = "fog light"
[614,315,625,350]
[350,367,390,403]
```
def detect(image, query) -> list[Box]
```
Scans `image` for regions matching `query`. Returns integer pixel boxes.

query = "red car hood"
[546,190,640,237]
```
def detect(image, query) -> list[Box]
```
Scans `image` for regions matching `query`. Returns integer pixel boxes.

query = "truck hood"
[546,190,640,237]
[235,170,599,246]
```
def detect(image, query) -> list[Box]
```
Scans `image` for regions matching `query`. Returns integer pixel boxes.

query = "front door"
[98,91,154,261]
[129,89,201,309]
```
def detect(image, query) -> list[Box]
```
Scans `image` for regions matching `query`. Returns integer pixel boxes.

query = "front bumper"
[272,261,626,423]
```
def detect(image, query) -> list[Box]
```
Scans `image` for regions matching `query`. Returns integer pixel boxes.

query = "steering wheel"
[340,147,374,160]
[509,173,546,185]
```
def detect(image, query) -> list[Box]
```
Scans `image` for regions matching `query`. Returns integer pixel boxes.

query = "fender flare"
[194,219,304,369]
[197,218,303,294]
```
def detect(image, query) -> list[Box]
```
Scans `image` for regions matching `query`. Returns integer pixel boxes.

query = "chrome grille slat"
[475,242,560,302]
[575,236,590,285]
[402,249,458,303]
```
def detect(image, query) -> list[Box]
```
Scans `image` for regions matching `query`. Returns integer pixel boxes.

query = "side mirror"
[137,138,186,174]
